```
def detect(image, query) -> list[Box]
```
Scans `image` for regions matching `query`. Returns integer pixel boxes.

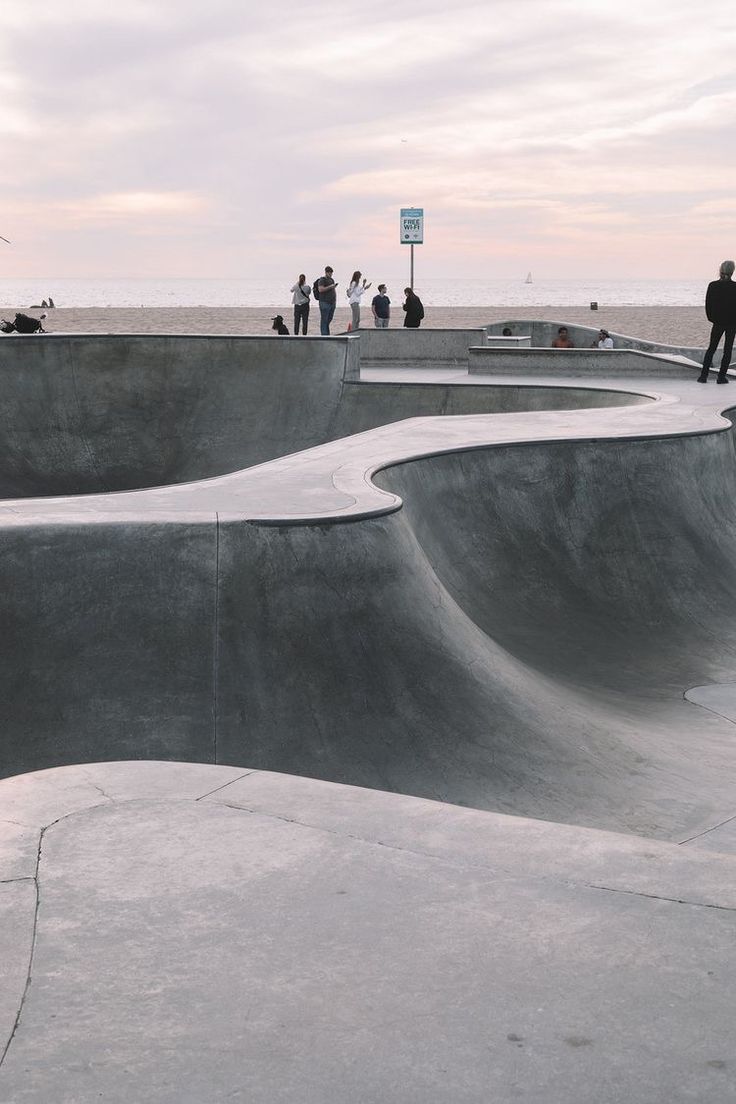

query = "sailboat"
[525,271,532,284]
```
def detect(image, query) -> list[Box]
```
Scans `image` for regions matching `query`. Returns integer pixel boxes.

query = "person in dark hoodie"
[698,260,736,383]
[402,287,424,328]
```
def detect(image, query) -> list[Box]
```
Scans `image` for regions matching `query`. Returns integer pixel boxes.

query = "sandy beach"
[0,304,709,348]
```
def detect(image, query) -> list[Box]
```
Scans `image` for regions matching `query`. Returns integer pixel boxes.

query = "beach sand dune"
[0,304,708,347]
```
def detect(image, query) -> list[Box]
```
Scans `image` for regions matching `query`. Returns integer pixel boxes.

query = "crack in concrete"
[587,883,736,913]
[0,831,41,1071]
[0,801,111,1072]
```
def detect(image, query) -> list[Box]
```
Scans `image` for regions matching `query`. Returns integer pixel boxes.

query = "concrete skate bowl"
[0,333,646,496]
[0,331,732,839]
[0,364,735,845]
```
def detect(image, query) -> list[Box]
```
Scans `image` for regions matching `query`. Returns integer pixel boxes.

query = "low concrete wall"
[468,347,700,377]
[354,328,488,366]
[486,318,704,362]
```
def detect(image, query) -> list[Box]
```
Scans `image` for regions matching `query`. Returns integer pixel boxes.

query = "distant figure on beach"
[402,287,424,328]
[347,271,372,330]
[371,284,391,328]
[592,329,613,349]
[317,266,338,335]
[502,328,513,337]
[271,314,290,335]
[290,275,311,335]
[698,260,736,384]
[552,326,575,348]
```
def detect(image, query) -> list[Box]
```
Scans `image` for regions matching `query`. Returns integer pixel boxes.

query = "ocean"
[0,277,707,310]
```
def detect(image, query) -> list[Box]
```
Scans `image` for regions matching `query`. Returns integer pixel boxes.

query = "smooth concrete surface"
[0,334,358,495]
[0,344,735,844]
[1,761,736,1104]
[2,328,736,1101]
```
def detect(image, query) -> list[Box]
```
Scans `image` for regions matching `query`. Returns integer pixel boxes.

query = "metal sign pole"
[410,244,414,291]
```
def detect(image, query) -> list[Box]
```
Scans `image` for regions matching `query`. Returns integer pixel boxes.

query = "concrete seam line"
[208,801,735,911]
[677,812,736,846]
[587,883,736,913]
[213,512,220,764]
[195,770,259,802]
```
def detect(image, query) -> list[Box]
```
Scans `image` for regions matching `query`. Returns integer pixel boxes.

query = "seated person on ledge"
[551,325,574,348]
[592,328,613,349]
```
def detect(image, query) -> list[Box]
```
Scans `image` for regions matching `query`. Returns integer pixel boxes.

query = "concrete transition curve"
[1,325,736,1101]
[0,329,733,842]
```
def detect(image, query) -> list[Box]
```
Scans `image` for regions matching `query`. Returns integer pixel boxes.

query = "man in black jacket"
[698,260,736,383]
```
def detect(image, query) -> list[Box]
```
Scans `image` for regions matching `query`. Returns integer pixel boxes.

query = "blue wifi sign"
[400,208,424,244]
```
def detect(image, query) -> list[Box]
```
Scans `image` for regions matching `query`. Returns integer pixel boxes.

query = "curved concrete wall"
[3,426,736,839]
[0,335,639,497]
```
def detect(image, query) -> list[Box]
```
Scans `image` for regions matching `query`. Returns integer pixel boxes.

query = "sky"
[1,0,735,280]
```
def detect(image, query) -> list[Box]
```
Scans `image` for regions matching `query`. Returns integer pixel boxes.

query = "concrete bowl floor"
[1,330,735,1101]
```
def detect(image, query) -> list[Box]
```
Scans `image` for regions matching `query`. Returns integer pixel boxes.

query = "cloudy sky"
[1,0,735,279]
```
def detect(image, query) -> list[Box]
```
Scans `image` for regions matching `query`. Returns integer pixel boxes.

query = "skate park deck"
[1,328,736,1102]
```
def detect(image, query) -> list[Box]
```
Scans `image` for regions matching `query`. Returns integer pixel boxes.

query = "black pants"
[294,303,309,335]
[703,322,736,372]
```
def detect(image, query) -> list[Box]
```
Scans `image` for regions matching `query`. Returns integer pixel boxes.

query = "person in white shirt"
[593,328,613,349]
[290,275,311,335]
[347,270,372,330]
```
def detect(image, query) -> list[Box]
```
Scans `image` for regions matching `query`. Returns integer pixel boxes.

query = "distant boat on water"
[525,271,533,284]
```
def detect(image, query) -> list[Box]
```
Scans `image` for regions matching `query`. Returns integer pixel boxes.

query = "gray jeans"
[374,317,389,328]
[350,302,361,329]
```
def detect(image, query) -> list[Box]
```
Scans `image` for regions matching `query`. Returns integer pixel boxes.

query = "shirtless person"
[551,326,574,348]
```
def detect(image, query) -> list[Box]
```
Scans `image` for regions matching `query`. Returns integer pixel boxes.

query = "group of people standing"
[287,268,425,336]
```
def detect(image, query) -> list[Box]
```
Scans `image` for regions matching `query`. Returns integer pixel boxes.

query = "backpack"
[312,279,321,301]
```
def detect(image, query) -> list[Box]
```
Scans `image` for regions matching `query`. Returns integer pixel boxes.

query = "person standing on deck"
[698,260,736,384]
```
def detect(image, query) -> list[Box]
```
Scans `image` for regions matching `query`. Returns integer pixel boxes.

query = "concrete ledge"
[354,327,488,366]
[468,346,700,377]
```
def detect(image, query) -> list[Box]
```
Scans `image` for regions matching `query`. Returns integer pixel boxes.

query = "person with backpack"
[402,288,424,328]
[290,275,311,335]
[316,266,338,335]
